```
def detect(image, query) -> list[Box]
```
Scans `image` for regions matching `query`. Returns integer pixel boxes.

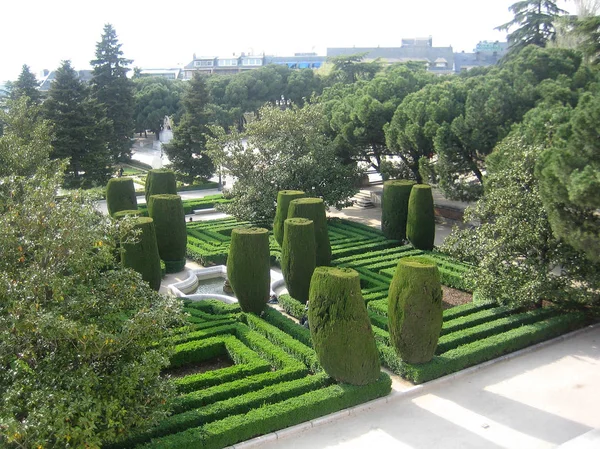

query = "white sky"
[1,0,574,83]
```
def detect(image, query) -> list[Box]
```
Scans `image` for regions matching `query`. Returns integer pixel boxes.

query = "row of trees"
[4,24,134,187]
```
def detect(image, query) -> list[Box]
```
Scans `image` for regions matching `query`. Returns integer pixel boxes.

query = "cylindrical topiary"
[381,179,416,241]
[406,184,435,250]
[112,209,144,220]
[227,227,271,314]
[281,218,316,304]
[287,197,331,267]
[308,267,380,385]
[273,190,305,247]
[106,177,137,217]
[121,217,162,291]
[145,169,177,204]
[387,257,443,364]
[148,194,187,273]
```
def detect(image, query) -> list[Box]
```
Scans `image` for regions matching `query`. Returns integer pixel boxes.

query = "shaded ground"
[442,286,473,309]
[165,355,234,378]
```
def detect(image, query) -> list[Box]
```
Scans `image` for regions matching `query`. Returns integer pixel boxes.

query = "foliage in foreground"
[0,116,184,446]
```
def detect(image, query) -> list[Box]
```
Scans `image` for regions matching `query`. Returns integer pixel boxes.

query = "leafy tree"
[537,90,600,262]
[207,103,359,224]
[0,97,52,177]
[0,113,184,446]
[164,74,215,182]
[133,77,185,138]
[385,79,464,183]
[326,53,382,84]
[442,133,599,310]
[323,65,434,171]
[10,64,42,105]
[90,24,135,162]
[576,15,600,64]
[496,0,568,51]
[285,68,322,105]
[44,60,111,187]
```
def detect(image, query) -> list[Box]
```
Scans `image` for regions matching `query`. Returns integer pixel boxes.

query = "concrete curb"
[228,322,599,449]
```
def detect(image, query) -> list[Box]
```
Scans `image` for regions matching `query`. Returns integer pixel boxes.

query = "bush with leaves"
[207,103,359,224]
[0,109,184,447]
[442,133,599,311]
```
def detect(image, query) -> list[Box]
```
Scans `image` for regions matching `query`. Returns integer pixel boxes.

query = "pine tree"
[90,24,135,162]
[496,1,568,51]
[11,64,42,105]
[164,73,215,183]
[45,60,111,186]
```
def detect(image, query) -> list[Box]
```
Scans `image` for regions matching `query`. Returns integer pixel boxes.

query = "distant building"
[265,53,326,69]
[327,37,455,74]
[138,68,181,79]
[454,41,509,73]
[38,69,93,91]
[327,38,508,74]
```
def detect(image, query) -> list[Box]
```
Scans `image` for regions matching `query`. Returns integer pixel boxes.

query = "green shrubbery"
[281,218,316,304]
[406,184,435,250]
[288,197,332,266]
[387,257,443,364]
[381,179,415,240]
[309,267,380,385]
[149,194,187,273]
[121,217,162,291]
[273,190,305,246]
[227,227,271,314]
[145,168,177,203]
[106,177,137,216]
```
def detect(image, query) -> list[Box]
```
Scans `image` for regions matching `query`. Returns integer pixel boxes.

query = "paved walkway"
[245,326,600,449]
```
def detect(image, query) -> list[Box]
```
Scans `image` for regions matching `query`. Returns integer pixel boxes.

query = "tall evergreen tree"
[90,24,135,162]
[496,1,568,51]
[164,73,215,182]
[10,64,41,105]
[45,61,111,186]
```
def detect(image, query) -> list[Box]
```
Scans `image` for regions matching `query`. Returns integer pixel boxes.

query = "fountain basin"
[168,265,284,304]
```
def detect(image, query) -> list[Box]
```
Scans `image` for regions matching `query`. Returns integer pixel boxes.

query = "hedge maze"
[163,216,588,448]
[107,300,391,449]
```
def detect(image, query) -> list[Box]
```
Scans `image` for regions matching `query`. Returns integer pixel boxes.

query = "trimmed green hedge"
[120,216,162,291]
[381,179,415,241]
[288,197,332,266]
[281,218,316,304]
[106,177,137,216]
[227,228,271,314]
[406,184,435,250]
[149,194,187,272]
[145,169,177,203]
[141,372,391,449]
[273,190,305,247]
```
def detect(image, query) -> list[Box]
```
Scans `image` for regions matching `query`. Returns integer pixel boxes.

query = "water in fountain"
[194,278,234,297]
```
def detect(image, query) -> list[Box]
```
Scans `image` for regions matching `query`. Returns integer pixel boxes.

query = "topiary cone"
[381,179,416,241]
[308,267,380,385]
[281,218,316,304]
[387,257,443,364]
[287,197,331,266]
[227,227,271,314]
[148,194,187,273]
[121,217,162,291]
[106,177,137,216]
[145,169,177,204]
[406,184,435,250]
[273,190,305,247]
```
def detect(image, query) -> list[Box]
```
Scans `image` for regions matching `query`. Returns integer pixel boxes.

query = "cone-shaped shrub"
[287,197,331,266]
[406,184,435,250]
[309,267,380,385]
[281,218,316,304]
[145,169,177,203]
[106,177,137,217]
[273,190,305,247]
[112,209,143,220]
[227,227,271,314]
[121,217,162,291]
[149,194,187,273]
[381,179,416,240]
[388,257,442,364]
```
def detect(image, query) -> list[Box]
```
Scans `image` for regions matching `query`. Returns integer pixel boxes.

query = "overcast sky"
[1,0,574,83]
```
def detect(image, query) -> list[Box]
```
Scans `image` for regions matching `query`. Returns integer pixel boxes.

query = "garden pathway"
[242,325,600,449]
